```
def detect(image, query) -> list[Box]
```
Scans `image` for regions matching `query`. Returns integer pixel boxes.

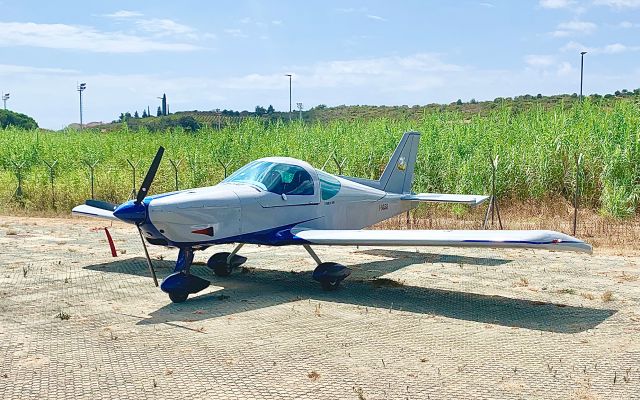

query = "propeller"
[134,146,165,287]
[85,199,117,211]
[136,146,165,204]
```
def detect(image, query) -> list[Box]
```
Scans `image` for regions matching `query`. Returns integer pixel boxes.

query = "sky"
[0,0,639,129]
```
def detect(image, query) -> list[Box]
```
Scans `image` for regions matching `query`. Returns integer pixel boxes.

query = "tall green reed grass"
[0,99,638,217]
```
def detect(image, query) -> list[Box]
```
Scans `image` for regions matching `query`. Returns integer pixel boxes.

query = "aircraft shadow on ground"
[85,254,615,334]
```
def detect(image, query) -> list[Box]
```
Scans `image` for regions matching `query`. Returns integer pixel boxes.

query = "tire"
[168,291,189,303]
[320,279,340,291]
[213,263,233,277]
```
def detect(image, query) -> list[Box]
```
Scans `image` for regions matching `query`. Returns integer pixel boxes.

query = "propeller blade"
[85,199,117,211]
[137,224,159,287]
[136,146,165,204]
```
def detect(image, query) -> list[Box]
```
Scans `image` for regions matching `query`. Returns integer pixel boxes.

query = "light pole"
[579,51,587,101]
[77,83,87,129]
[285,74,292,119]
[2,93,9,110]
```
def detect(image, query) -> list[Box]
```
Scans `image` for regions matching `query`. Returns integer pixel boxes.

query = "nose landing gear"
[161,247,210,303]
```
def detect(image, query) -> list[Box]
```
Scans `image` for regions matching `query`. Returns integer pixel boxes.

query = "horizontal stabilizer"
[402,193,489,206]
[295,229,592,254]
[72,204,119,221]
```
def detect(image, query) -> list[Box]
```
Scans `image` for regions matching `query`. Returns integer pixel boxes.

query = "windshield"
[223,161,314,195]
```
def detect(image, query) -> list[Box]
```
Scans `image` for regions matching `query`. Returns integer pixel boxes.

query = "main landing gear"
[207,244,247,277]
[303,244,352,291]
[160,243,350,303]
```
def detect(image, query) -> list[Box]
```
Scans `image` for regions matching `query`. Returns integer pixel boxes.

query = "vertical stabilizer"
[338,131,420,194]
[378,131,420,194]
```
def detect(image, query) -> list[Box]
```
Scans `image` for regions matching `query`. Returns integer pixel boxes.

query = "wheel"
[168,291,189,303]
[213,263,233,277]
[320,279,340,291]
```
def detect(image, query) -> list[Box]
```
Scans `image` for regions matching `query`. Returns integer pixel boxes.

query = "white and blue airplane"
[73,131,592,303]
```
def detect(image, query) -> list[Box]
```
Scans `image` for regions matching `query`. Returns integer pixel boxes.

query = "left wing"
[72,204,118,221]
[295,229,592,254]
[401,193,489,206]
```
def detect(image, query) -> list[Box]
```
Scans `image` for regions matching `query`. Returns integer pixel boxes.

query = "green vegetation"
[0,98,638,217]
[0,109,38,130]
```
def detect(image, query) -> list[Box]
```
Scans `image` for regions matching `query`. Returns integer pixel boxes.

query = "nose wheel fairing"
[160,248,210,303]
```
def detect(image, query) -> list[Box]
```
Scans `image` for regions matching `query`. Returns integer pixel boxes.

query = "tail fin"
[378,131,420,193]
[340,131,420,194]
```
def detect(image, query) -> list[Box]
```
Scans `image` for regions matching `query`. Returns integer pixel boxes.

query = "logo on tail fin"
[397,156,407,171]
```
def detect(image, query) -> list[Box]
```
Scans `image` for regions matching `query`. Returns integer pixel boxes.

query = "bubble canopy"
[223,160,314,196]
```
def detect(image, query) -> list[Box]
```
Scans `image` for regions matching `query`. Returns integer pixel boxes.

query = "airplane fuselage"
[136,160,415,248]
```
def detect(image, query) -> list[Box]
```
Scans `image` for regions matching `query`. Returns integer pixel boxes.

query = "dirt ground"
[0,215,639,399]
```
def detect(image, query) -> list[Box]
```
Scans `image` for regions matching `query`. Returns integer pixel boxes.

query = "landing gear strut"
[160,247,210,303]
[303,244,351,291]
[207,243,247,277]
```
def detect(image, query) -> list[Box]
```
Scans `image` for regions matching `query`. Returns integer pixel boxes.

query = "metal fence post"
[11,160,26,201]
[169,159,182,191]
[218,159,233,179]
[43,160,58,209]
[483,155,503,230]
[332,154,347,175]
[127,159,140,200]
[573,153,583,236]
[83,160,99,200]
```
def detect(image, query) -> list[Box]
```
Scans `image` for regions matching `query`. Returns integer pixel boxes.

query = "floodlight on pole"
[285,74,292,119]
[1,92,9,110]
[77,83,87,129]
[296,102,303,121]
[579,51,587,101]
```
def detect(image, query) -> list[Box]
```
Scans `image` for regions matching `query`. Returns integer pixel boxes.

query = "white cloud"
[271,20,283,25]
[603,43,630,53]
[540,0,576,8]
[561,40,640,53]
[619,21,634,28]
[366,14,387,21]
[557,62,574,75]
[525,54,556,68]
[479,2,495,7]
[224,29,248,38]
[135,18,195,36]
[0,22,200,53]
[0,64,78,75]
[593,0,640,8]
[103,10,143,18]
[552,20,597,36]
[524,55,575,76]
[221,54,464,92]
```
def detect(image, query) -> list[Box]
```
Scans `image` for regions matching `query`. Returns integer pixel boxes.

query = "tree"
[267,105,275,114]
[142,109,148,118]
[255,105,266,115]
[177,116,201,131]
[456,99,463,105]
[0,109,38,130]
[134,111,140,118]
[157,106,162,117]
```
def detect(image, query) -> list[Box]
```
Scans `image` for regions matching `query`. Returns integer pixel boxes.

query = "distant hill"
[90,89,640,132]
